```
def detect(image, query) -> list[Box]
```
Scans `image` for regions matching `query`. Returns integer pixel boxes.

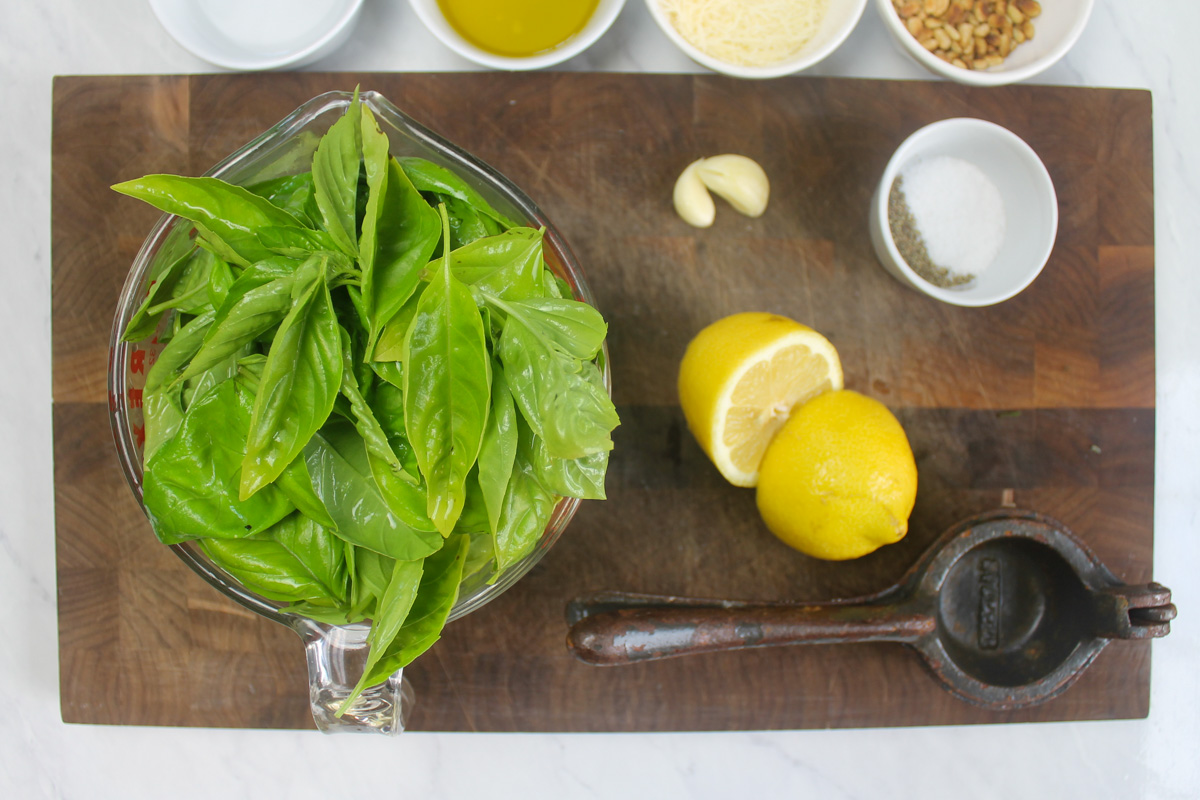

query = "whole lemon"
[755,390,917,560]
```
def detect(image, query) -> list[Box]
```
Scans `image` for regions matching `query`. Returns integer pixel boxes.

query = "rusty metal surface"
[567,510,1176,710]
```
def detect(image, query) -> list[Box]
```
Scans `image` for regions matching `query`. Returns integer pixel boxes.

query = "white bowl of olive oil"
[408,0,627,70]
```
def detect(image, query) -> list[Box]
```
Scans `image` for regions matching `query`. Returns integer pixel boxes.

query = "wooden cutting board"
[52,73,1155,731]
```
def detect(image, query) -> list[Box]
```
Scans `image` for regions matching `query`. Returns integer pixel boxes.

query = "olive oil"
[438,0,600,58]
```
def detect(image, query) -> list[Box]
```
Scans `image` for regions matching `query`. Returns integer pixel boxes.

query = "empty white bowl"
[149,0,364,70]
[645,0,868,79]
[869,118,1058,307]
[874,0,1094,86]
[407,0,627,71]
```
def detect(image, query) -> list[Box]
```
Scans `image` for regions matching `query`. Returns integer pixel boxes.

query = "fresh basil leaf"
[276,453,338,530]
[220,255,303,303]
[442,195,492,249]
[348,322,376,396]
[285,601,354,626]
[539,268,574,301]
[367,556,423,645]
[494,424,559,571]
[236,353,268,392]
[339,556,425,711]
[358,103,390,237]
[369,451,434,530]
[351,546,393,617]
[369,382,421,479]
[199,513,342,605]
[303,421,443,561]
[247,172,319,226]
[143,308,216,395]
[403,209,491,536]
[346,534,469,695]
[462,532,497,584]
[312,97,362,256]
[142,380,184,462]
[452,471,492,535]
[371,359,404,392]
[367,380,409,447]
[345,284,371,332]
[122,246,202,342]
[477,363,518,534]
[241,255,343,499]
[361,157,441,355]
[207,253,236,311]
[272,510,348,602]
[182,342,249,409]
[336,326,412,483]
[192,220,250,267]
[112,175,310,266]
[398,157,516,229]
[532,435,609,500]
[449,228,543,302]
[371,283,424,363]
[498,313,618,460]
[256,225,341,257]
[143,377,293,543]
[443,198,489,249]
[181,267,296,382]
[494,296,607,360]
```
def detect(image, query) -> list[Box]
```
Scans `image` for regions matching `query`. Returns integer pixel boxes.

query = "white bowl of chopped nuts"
[869,118,1059,306]
[876,0,1095,86]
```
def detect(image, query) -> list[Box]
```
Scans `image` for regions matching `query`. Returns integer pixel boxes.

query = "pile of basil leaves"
[114,95,618,706]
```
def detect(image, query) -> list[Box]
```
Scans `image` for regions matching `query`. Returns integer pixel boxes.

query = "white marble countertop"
[3,1,1197,797]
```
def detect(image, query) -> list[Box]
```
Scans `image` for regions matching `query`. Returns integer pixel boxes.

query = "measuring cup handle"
[1091,582,1177,640]
[566,591,934,666]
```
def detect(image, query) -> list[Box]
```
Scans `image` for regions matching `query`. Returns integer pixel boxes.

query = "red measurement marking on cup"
[130,350,146,374]
[127,388,143,409]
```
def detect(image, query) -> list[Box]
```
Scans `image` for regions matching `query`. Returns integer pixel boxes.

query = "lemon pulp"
[438,0,600,57]
[678,312,842,487]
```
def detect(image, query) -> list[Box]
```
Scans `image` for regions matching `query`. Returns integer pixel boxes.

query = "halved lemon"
[678,312,843,487]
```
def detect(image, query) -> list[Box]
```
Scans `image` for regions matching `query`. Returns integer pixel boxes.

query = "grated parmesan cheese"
[659,0,830,67]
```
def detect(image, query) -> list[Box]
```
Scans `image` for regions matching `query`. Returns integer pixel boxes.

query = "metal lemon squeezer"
[566,510,1176,709]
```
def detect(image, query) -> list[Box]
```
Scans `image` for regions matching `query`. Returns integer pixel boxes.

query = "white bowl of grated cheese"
[646,0,869,79]
[869,117,1058,307]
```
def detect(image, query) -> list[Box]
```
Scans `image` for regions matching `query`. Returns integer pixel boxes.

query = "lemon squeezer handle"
[565,591,935,666]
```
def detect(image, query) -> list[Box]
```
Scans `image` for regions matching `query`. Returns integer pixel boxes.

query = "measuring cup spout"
[566,591,935,666]
[295,618,413,734]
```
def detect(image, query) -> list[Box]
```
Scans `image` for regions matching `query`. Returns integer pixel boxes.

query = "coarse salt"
[899,155,1005,280]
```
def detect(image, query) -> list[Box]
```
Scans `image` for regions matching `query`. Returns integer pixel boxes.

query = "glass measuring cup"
[108,90,604,734]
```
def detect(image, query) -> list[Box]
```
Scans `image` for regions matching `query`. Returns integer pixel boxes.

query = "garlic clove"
[673,159,716,228]
[696,154,770,218]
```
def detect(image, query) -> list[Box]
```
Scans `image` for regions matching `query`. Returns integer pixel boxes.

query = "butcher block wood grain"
[52,73,1156,731]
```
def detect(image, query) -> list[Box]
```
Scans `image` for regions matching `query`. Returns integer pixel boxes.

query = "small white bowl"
[868,118,1058,307]
[874,0,1094,86]
[407,0,627,71]
[149,0,363,71]
[645,0,868,79]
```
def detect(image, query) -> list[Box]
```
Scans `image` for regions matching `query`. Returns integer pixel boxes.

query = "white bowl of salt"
[869,117,1058,307]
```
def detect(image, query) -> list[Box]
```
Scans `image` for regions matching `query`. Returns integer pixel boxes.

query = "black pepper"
[887,177,974,288]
